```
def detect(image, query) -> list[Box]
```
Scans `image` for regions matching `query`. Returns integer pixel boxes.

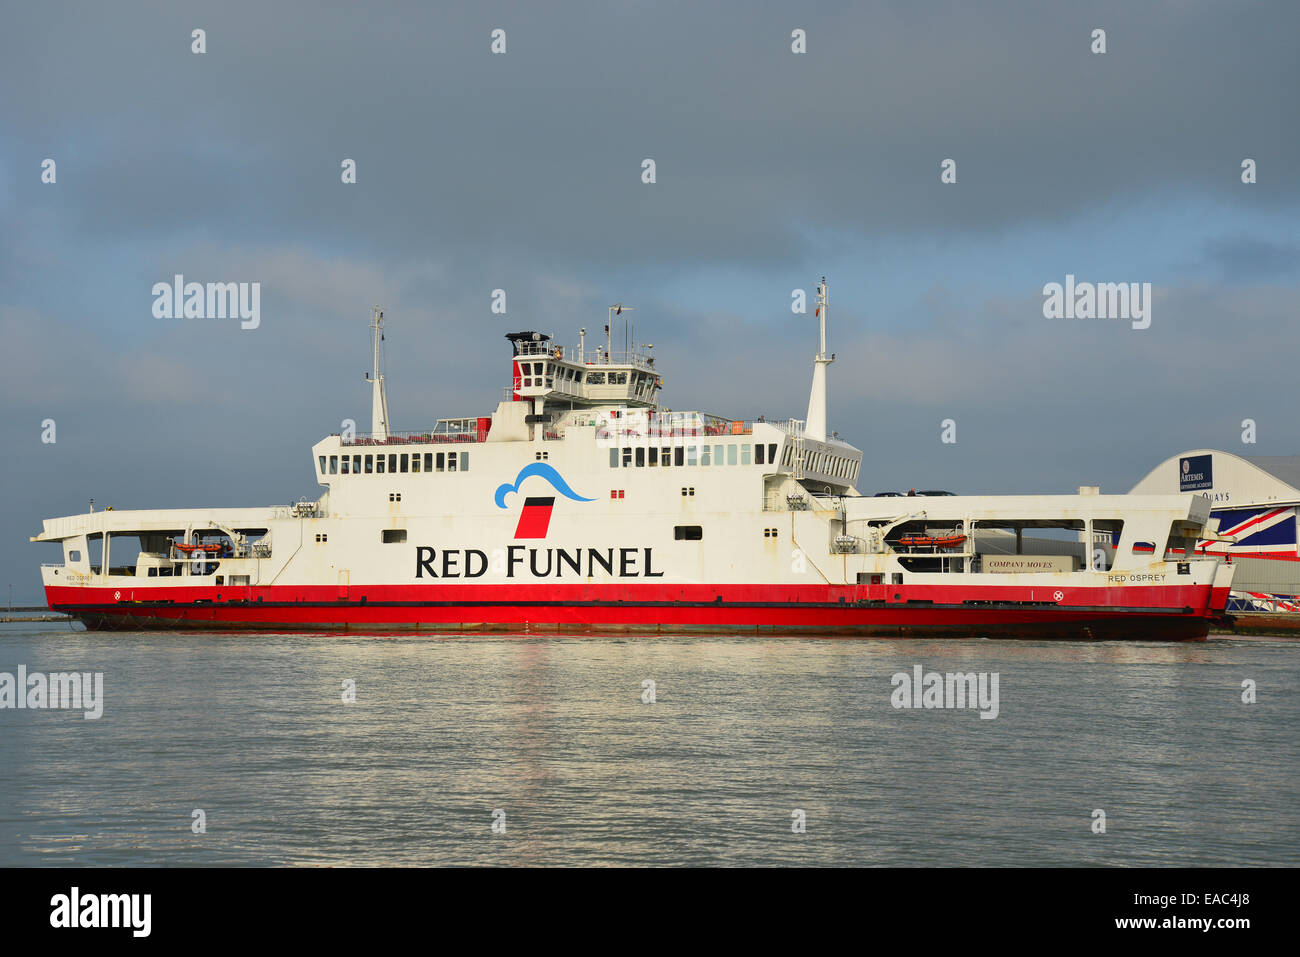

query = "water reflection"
[0,625,1296,866]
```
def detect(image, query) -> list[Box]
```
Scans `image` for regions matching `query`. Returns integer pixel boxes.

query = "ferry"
[32,280,1234,638]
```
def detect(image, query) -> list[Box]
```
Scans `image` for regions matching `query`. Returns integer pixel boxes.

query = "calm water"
[1,621,1297,866]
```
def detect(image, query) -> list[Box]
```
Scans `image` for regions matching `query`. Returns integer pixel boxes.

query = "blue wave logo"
[494,462,596,509]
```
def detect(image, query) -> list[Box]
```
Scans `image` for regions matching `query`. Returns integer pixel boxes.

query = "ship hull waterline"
[47,586,1226,640]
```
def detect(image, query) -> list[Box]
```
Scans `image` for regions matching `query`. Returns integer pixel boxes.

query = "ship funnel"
[368,307,390,440]
[804,277,833,442]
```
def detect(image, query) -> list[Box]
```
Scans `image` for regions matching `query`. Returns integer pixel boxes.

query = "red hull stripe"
[45,581,1229,639]
[46,581,1225,608]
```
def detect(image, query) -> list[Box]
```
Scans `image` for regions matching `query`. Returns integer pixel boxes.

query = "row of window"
[516,363,657,397]
[609,443,781,469]
[320,451,469,476]
[783,445,858,480]
[519,362,644,388]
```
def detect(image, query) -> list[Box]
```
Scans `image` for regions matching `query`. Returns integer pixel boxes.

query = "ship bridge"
[506,330,661,409]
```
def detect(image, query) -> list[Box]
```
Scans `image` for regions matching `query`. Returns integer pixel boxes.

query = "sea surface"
[1,621,1297,867]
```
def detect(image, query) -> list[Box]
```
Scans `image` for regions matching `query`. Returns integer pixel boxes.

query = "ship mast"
[366,307,390,441]
[607,303,633,361]
[804,277,833,442]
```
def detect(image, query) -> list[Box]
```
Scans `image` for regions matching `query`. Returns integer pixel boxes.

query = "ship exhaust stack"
[366,307,391,441]
[804,277,834,442]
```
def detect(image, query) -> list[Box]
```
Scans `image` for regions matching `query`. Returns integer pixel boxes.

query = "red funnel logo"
[514,496,555,539]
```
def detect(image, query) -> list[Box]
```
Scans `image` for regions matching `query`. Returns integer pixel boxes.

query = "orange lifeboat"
[175,542,223,554]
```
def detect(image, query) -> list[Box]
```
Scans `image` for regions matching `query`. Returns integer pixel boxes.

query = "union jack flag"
[1197,505,1298,558]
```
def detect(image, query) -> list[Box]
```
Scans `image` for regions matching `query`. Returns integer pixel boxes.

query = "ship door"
[338,569,350,599]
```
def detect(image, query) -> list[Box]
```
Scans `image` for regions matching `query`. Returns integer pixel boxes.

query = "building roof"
[1241,456,1300,493]
[1130,449,1300,504]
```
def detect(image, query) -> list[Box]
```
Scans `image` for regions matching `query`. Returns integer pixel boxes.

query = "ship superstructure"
[33,281,1233,638]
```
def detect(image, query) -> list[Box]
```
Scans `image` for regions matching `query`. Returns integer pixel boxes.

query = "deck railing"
[339,427,488,446]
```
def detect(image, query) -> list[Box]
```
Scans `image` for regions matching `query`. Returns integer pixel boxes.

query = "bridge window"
[436,452,444,472]
[424,453,433,472]
[400,453,409,473]
[699,446,710,466]
[329,456,338,474]
[610,448,619,467]
[714,444,724,464]
[340,457,350,474]
[412,454,421,473]
[460,451,469,471]
[353,455,361,474]
[686,445,698,466]
[661,447,671,467]
[365,455,374,474]
[674,525,704,541]
[741,444,751,465]
[648,447,658,466]
[727,445,738,466]
[674,447,684,466]
[635,447,645,467]
[388,454,397,473]
[622,447,632,467]
[756,444,765,465]
[318,456,326,473]
[376,455,386,473]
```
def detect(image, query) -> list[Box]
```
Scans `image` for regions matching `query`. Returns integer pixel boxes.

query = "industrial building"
[1130,450,1300,611]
